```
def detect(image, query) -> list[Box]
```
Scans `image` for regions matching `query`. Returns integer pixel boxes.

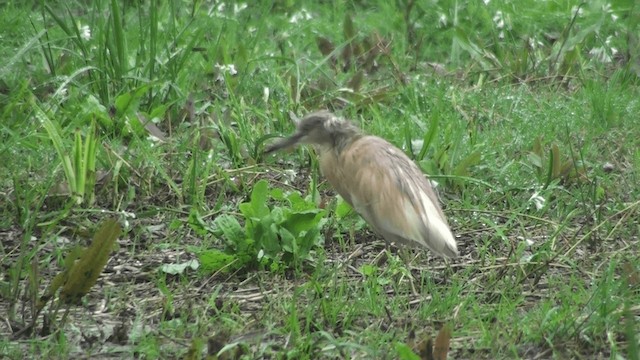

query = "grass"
[1,0,639,359]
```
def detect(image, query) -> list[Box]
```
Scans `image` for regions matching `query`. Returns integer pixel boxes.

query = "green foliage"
[198,249,238,273]
[527,136,585,188]
[37,103,99,205]
[201,180,326,272]
[394,342,421,360]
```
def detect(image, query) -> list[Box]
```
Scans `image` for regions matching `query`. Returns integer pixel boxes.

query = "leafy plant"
[200,180,326,272]
[417,136,482,191]
[36,102,98,205]
[527,136,585,188]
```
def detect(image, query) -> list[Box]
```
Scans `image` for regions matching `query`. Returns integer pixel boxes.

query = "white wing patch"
[414,184,458,256]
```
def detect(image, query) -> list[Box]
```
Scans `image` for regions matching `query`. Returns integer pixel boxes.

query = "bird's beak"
[264,132,304,154]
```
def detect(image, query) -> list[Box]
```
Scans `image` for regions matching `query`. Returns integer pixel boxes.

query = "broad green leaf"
[198,249,237,273]
[282,210,324,235]
[452,150,481,177]
[246,179,270,218]
[335,196,354,219]
[271,206,288,224]
[82,95,113,129]
[270,187,285,201]
[359,264,378,277]
[188,209,209,236]
[394,342,421,360]
[213,214,245,243]
[113,92,133,116]
[286,191,310,211]
[278,227,295,253]
[527,152,543,169]
[417,113,440,161]
[300,227,323,255]
[252,220,279,257]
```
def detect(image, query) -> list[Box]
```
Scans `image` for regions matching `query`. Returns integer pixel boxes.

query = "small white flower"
[483,0,490,5]
[438,13,448,27]
[147,134,163,143]
[528,37,543,50]
[529,191,546,210]
[263,87,270,104]
[234,3,247,14]
[589,47,612,63]
[214,63,238,82]
[283,169,297,185]
[290,9,312,23]
[517,236,535,247]
[80,24,91,40]
[571,5,584,18]
[493,11,504,29]
[215,63,237,75]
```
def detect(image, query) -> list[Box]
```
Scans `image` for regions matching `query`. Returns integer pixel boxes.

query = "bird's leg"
[398,248,420,295]
[371,239,390,266]
[377,243,419,295]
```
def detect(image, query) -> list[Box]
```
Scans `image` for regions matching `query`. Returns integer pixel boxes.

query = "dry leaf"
[60,219,122,304]
[623,262,639,287]
[347,70,364,92]
[433,325,452,360]
[316,36,337,70]
[137,113,167,142]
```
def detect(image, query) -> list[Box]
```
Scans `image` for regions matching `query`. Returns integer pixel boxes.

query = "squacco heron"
[265,110,458,259]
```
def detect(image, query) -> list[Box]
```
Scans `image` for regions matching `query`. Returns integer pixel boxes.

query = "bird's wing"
[321,136,458,258]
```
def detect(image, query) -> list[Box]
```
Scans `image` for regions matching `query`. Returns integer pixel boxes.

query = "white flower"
[589,47,612,63]
[438,13,448,27]
[493,11,504,29]
[78,23,91,40]
[290,9,312,23]
[215,63,237,75]
[571,5,584,18]
[214,63,238,81]
[283,169,297,185]
[529,191,545,210]
[263,87,270,104]
[234,3,247,14]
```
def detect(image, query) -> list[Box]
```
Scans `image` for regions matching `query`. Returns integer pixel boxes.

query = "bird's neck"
[330,126,362,154]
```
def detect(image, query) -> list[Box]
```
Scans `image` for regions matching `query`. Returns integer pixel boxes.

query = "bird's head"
[265,110,360,154]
